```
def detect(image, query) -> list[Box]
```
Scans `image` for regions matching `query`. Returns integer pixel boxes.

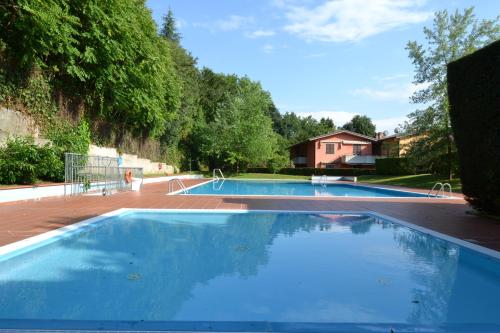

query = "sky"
[146,0,499,133]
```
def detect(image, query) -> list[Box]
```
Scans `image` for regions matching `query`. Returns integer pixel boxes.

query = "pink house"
[289,130,379,168]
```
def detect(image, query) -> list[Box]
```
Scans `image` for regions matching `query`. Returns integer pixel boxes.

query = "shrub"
[279,168,374,176]
[375,158,415,175]
[37,145,65,182]
[0,136,70,185]
[448,40,500,214]
[267,153,290,174]
[0,138,39,184]
[45,119,91,156]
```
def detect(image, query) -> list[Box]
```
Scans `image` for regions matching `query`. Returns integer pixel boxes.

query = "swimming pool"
[184,179,433,198]
[0,209,498,332]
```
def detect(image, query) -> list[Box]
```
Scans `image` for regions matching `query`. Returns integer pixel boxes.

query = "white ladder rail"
[428,182,452,198]
[213,178,225,191]
[213,168,225,181]
[442,183,452,198]
[167,178,188,194]
[320,174,327,187]
[428,182,443,197]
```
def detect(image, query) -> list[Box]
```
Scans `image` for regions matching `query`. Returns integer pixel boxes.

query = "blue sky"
[146,0,499,133]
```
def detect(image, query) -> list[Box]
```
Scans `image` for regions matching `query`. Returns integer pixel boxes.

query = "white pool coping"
[0,208,498,261]
[0,175,204,203]
[168,178,460,200]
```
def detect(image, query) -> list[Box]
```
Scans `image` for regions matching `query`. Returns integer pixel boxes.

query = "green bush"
[266,153,290,173]
[0,138,40,184]
[375,158,415,176]
[448,40,500,214]
[0,135,75,185]
[37,145,65,182]
[245,167,374,176]
[45,119,91,156]
[280,168,374,176]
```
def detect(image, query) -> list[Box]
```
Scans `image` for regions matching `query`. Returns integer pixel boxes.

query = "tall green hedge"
[448,40,500,214]
[246,167,374,176]
[375,158,414,175]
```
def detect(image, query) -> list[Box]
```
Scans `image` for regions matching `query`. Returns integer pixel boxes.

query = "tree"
[277,112,335,145]
[159,8,202,166]
[203,78,278,172]
[160,8,181,43]
[342,115,376,137]
[404,8,499,179]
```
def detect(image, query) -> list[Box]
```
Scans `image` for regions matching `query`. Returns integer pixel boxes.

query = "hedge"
[246,167,374,176]
[375,158,414,176]
[448,40,500,214]
[0,137,63,184]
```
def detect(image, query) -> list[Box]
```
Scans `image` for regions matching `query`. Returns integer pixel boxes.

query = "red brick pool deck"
[1,179,499,251]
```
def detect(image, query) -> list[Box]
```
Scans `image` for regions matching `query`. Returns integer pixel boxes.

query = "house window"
[353,144,362,155]
[325,163,335,169]
[326,143,335,154]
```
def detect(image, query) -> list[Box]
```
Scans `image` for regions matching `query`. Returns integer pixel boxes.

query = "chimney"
[375,132,385,140]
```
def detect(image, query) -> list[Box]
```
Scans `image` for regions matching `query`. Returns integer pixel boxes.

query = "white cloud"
[279,0,431,42]
[373,116,407,133]
[193,15,255,33]
[246,29,276,38]
[352,86,413,102]
[352,81,428,102]
[262,44,275,54]
[176,18,188,29]
[209,15,254,31]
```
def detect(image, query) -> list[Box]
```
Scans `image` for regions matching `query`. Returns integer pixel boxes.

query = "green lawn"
[357,174,462,192]
[230,173,310,180]
[227,172,461,191]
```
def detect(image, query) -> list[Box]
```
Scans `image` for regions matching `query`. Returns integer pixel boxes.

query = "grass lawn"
[357,174,462,192]
[230,173,310,180]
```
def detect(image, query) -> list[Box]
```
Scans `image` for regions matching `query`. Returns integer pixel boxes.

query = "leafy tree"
[202,78,278,172]
[277,112,335,145]
[1,0,181,140]
[404,8,499,179]
[198,68,239,122]
[342,115,376,137]
[159,8,201,165]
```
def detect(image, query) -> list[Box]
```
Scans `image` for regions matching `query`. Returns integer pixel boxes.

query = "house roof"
[289,130,377,148]
[376,132,415,142]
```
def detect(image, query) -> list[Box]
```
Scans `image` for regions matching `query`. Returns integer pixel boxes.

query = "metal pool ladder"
[320,174,328,187]
[428,182,452,198]
[213,168,225,181]
[167,178,188,194]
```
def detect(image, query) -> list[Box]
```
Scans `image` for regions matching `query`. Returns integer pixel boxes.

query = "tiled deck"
[1,179,499,251]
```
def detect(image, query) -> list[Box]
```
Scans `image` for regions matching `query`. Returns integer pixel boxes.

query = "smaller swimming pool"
[183,180,433,198]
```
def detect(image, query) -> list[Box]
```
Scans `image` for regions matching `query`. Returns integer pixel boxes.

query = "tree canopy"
[0,1,347,175]
[342,115,376,137]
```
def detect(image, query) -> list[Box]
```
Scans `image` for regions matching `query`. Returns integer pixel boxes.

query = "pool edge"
[1,208,498,261]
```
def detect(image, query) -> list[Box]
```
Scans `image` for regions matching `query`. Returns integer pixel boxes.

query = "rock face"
[0,107,48,146]
[0,107,175,175]
[88,144,175,175]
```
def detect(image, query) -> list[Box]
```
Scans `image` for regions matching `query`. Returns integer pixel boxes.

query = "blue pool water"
[0,211,499,332]
[186,179,431,197]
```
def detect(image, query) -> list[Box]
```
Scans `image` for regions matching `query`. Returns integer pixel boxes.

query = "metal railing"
[319,174,327,187]
[213,168,225,181]
[213,178,225,191]
[64,153,143,196]
[428,182,452,198]
[167,178,188,194]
